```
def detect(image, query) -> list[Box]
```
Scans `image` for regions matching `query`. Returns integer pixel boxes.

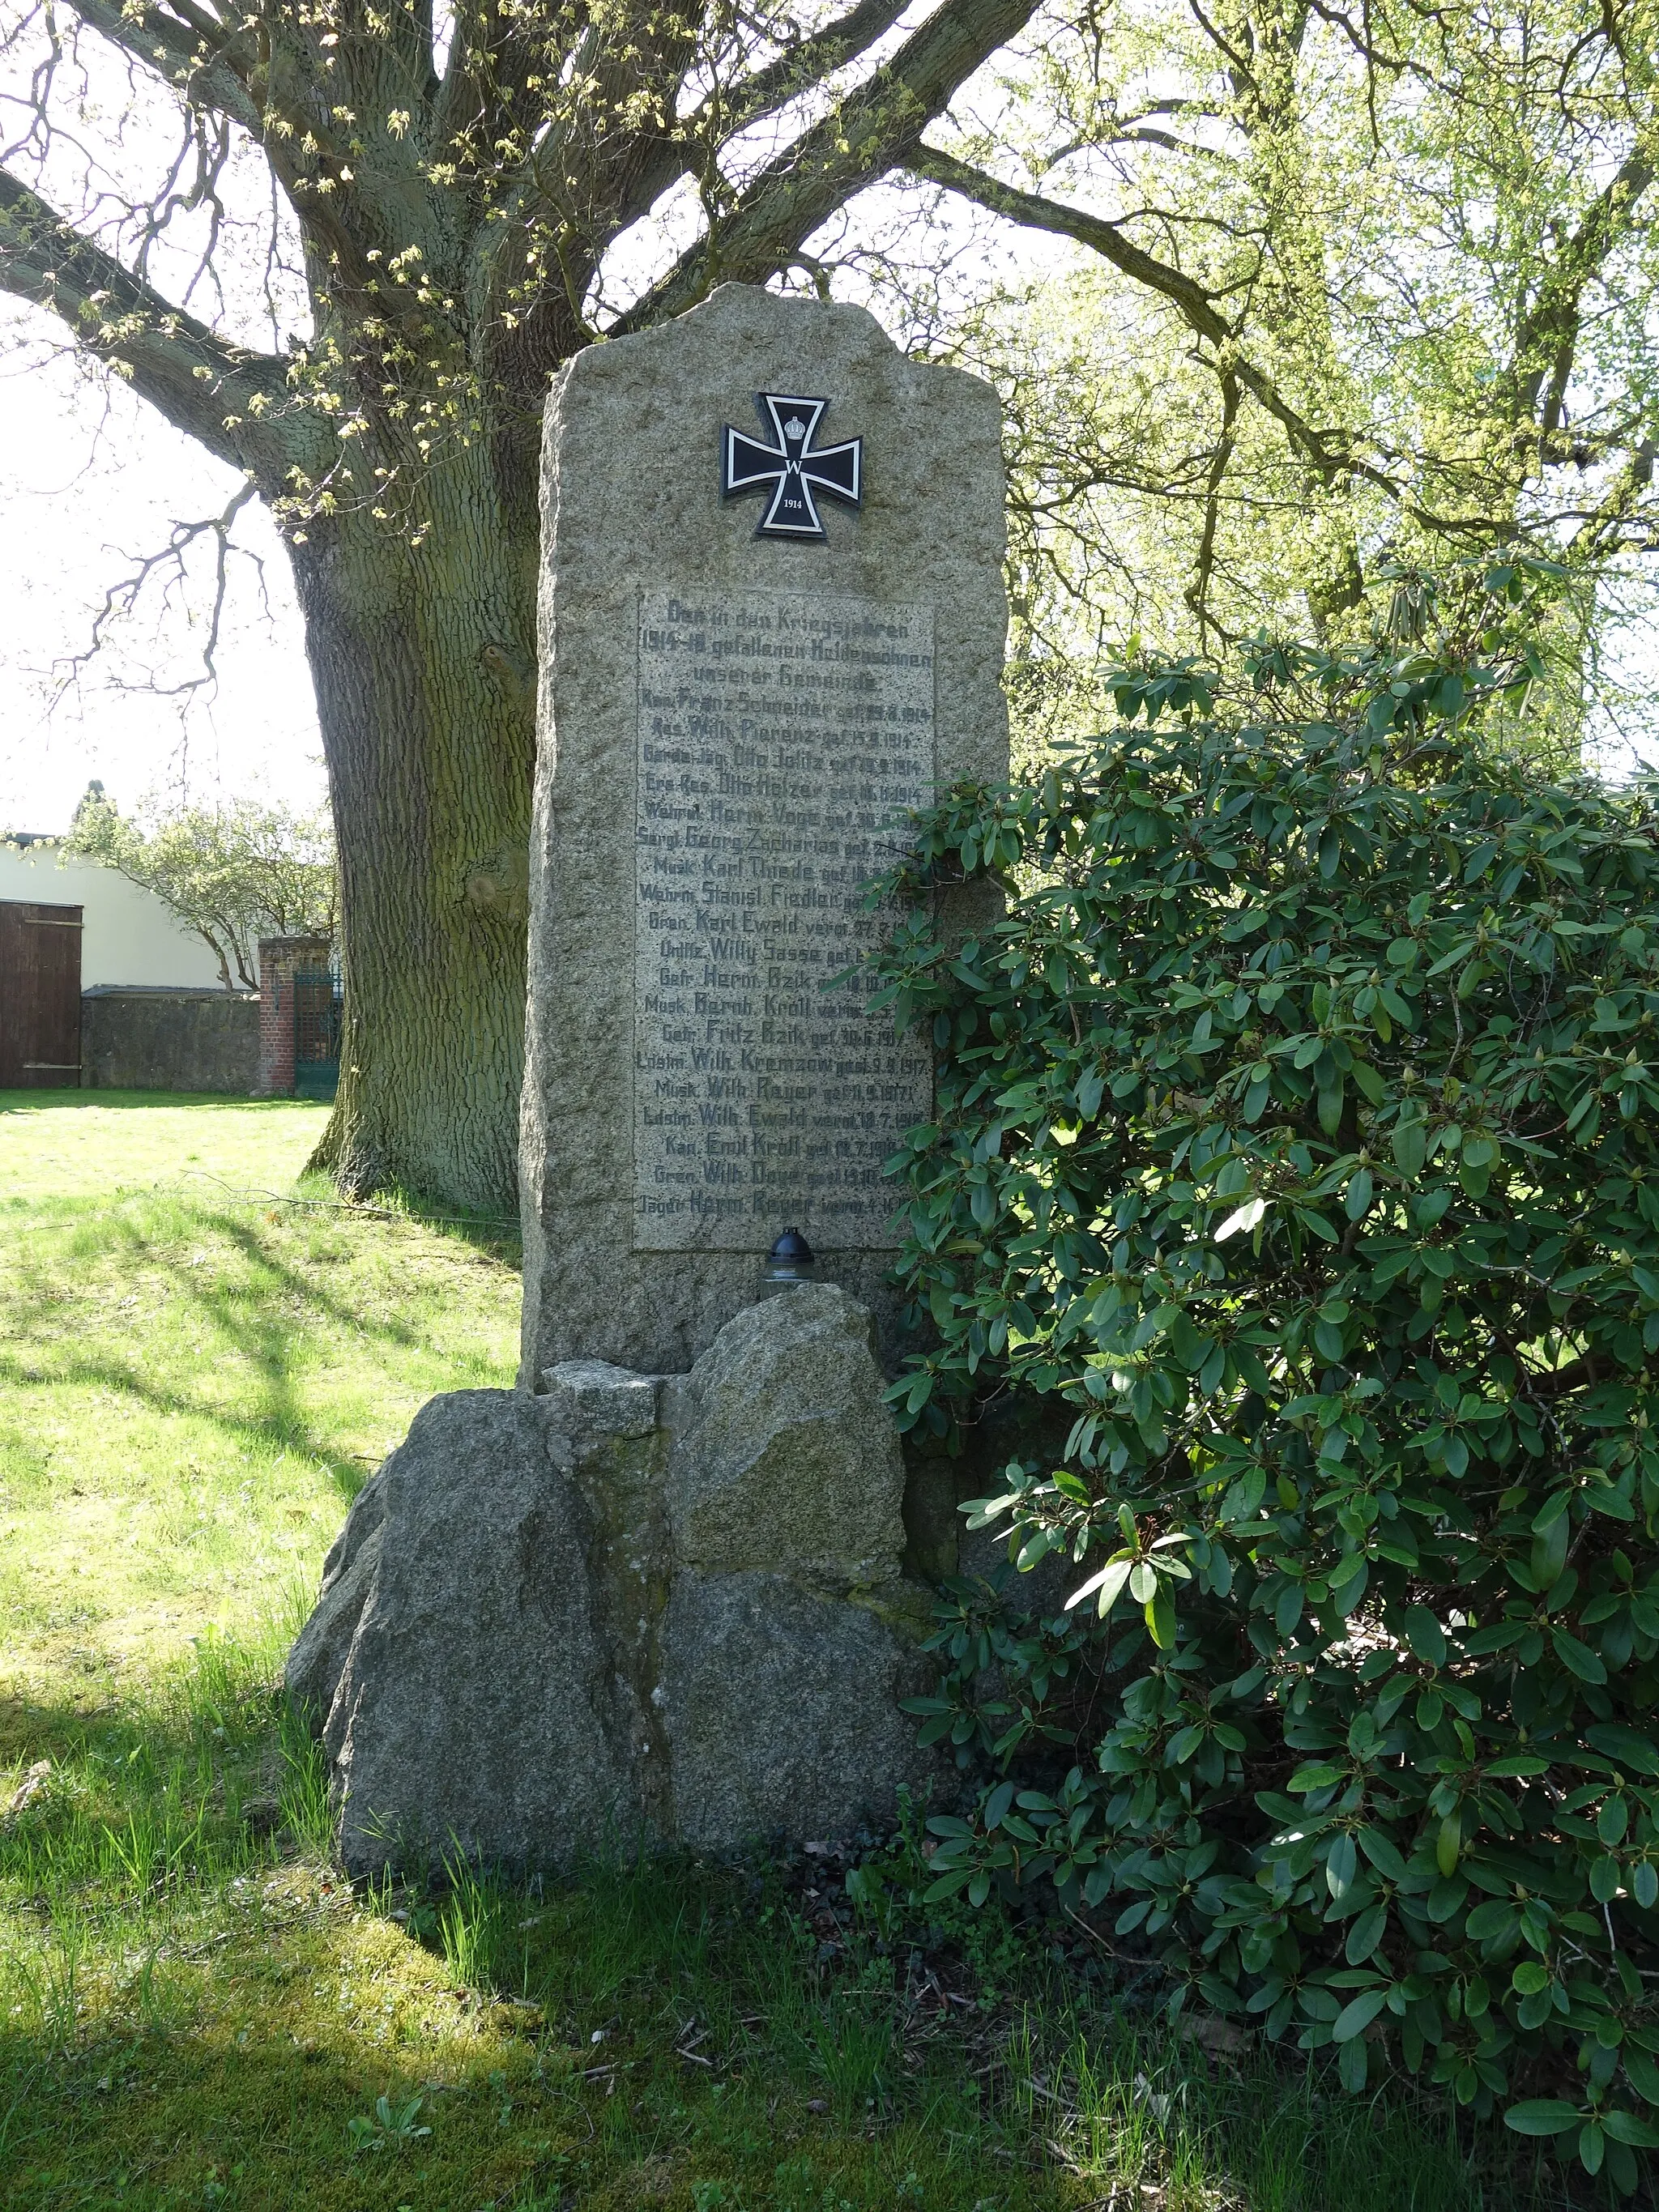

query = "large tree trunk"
[291,439,539,1214]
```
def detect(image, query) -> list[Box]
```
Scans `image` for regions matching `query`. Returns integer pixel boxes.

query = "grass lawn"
[0,1094,1559,2210]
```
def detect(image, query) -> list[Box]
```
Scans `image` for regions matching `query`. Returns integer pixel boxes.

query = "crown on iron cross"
[720,394,863,540]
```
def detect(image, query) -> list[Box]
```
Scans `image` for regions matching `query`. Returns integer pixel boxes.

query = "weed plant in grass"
[0,1098,1588,2207]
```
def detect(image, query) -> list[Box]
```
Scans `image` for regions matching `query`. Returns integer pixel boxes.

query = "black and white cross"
[720,393,863,540]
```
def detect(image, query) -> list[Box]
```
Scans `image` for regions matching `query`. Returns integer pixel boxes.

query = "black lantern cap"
[769,1227,815,1264]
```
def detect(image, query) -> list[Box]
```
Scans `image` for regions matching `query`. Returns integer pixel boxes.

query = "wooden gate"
[0,901,83,1088]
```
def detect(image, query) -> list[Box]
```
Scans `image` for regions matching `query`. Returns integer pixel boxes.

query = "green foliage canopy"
[868,0,1659,755]
[871,585,1659,2190]
[66,788,336,991]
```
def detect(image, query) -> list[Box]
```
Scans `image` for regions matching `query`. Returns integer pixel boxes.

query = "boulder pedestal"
[286,1285,938,1873]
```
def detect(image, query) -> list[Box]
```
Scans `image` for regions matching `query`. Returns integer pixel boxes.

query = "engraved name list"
[633,585,934,1251]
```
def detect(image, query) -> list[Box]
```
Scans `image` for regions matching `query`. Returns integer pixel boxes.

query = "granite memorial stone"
[522,282,1009,1380]
[288,285,1012,1870]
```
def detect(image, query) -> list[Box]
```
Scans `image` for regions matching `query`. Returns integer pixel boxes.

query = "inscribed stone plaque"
[522,283,1009,1379]
[633,586,933,1251]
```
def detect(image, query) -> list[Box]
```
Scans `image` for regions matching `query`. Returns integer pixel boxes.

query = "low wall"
[81,987,260,1094]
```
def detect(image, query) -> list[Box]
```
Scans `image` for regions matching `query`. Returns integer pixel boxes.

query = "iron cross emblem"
[720,393,863,540]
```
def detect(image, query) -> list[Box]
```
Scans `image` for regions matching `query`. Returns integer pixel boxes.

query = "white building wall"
[0,842,230,990]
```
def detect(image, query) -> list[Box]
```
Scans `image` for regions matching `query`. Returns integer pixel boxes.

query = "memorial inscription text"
[633,586,934,1251]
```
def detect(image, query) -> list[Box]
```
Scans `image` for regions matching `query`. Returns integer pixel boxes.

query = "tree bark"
[292,441,539,1213]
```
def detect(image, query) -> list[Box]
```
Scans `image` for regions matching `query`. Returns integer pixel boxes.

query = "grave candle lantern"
[761,1227,816,1296]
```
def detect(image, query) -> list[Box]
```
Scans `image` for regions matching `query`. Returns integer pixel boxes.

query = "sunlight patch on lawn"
[0,1091,331,1203]
[0,1097,519,1704]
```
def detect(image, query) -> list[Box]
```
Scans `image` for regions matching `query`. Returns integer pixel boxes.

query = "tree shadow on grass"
[0,1334,374,1504]
[0,1867,1071,2212]
[299,1173,523,1266]
[0,1682,1043,2212]
[0,1090,522,1265]
[0,1199,512,1504]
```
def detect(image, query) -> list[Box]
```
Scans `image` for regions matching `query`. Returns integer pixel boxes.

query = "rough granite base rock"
[287,1285,940,1873]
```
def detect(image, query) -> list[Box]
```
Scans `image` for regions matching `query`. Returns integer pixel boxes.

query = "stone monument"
[288,288,1011,1873]
[521,282,1009,1380]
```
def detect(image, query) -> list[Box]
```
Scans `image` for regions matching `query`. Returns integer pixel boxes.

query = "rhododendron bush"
[872,606,1659,2191]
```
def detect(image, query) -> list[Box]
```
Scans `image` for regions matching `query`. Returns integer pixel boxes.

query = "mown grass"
[0,1094,1578,2209]
[0,1090,517,1703]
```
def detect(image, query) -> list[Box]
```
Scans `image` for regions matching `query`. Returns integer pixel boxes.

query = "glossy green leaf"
[872,692,1659,2157]
[1333,1987,1389,2042]
[1503,2102,1582,2137]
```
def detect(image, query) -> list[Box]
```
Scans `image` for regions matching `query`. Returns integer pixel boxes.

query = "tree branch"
[65,0,398,299]
[471,0,920,353]
[905,143,1359,479]
[1520,1353,1603,1399]
[57,479,261,701]
[702,0,919,151]
[614,0,1044,333]
[1511,148,1656,435]
[0,167,292,480]
[919,143,1231,337]
[68,0,263,136]
[585,0,920,257]
[1184,366,1240,640]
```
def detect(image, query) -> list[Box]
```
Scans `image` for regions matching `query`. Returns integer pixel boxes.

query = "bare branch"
[56,479,262,703]
[67,0,263,135]
[65,0,407,299]
[905,143,1356,476]
[912,145,1233,336]
[1184,367,1240,641]
[695,0,918,149]
[563,0,920,262]
[1511,148,1656,436]
[0,165,293,479]
[467,0,921,350]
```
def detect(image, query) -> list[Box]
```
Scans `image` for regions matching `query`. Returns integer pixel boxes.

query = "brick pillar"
[254,936,333,1097]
